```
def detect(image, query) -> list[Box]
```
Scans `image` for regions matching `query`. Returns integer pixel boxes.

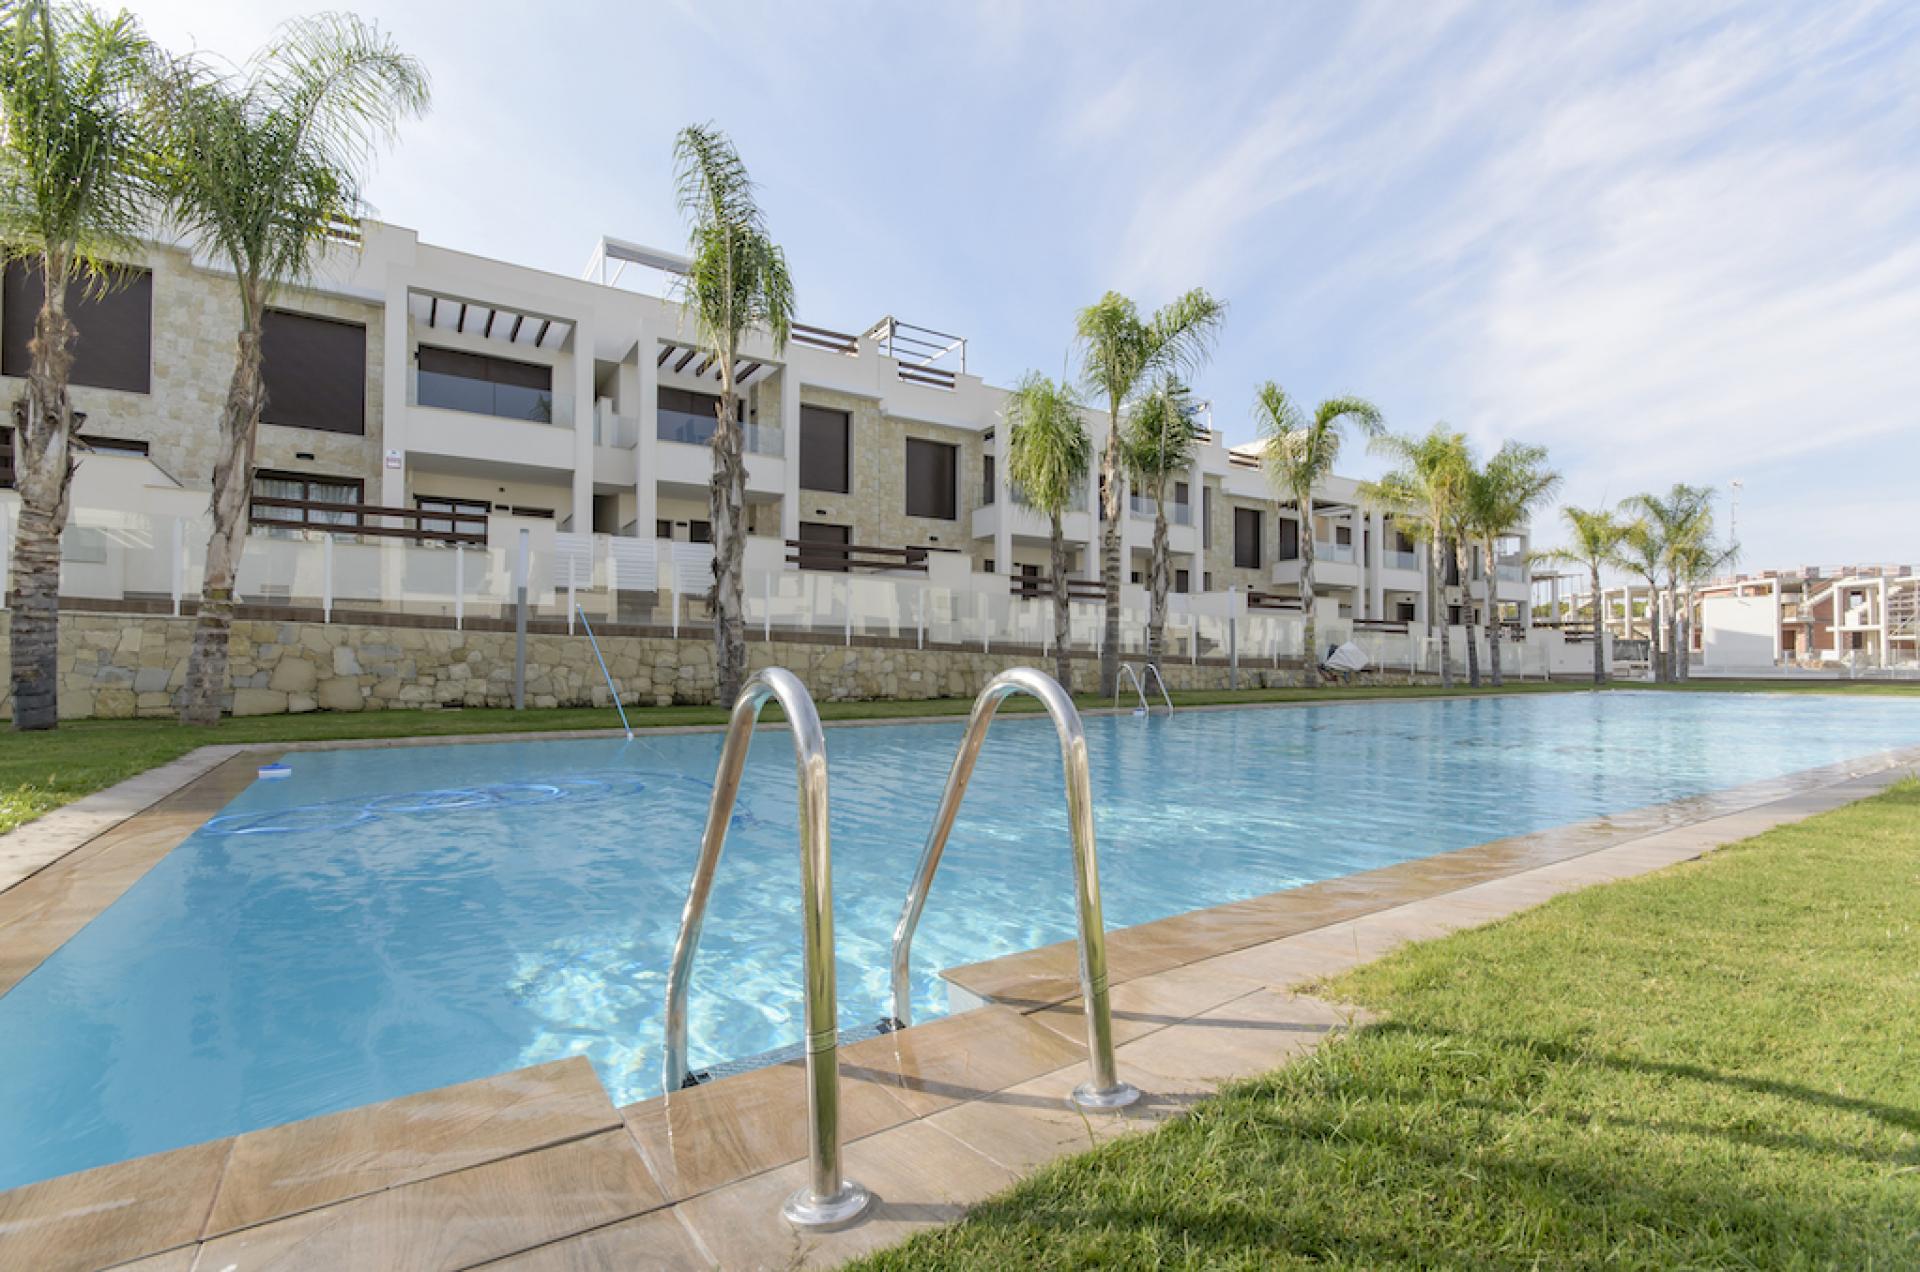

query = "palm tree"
[1076,288,1224,696]
[1612,518,1666,678]
[1360,425,1471,689]
[1623,484,1715,682]
[1121,374,1199,666]
[1254,383,1381,676]
[0,0,156,730]
[1004,373,1090,690]
[669,125,794,704]
[1462,442,1560,687]
[164,14,428,725]
[1544,505,1626,685]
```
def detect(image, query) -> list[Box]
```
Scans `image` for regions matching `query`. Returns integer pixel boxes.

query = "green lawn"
[855,779,1920,1269]
[0,677,1915,837]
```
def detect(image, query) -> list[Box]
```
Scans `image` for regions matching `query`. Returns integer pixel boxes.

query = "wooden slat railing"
[1010,577,1107,602]
[784,539,932,573]
[1245,590,1304,611]
[790,323,859,356]
[248,497,487,547]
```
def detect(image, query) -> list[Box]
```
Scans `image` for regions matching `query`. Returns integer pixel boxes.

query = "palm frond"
[0,0,160,284]
[155,12,428,296]
[1003,371,1089,514]
[671,123,793,364]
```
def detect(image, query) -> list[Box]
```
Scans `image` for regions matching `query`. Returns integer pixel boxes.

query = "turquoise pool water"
[3,690,1918,1190]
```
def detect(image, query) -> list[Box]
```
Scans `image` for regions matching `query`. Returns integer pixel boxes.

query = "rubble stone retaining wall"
[2,612,1316,719]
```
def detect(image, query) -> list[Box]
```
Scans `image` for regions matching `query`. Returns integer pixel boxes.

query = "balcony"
[1127,493,1192,525]
[406,370,576,474]
[412,368,569,428]
[593,406,638,450]
[1272,544,1361,589]
[656,406,783,457]
[1385,548,1420,571]
[1316,539,1356,564]
[973,485,1093,544]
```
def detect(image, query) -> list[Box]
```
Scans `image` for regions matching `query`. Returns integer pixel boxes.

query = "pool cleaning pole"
[513,529,529,710]
[575,603,633,738]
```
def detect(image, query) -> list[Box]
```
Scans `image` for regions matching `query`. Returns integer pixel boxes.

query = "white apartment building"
[0,218,1532,649]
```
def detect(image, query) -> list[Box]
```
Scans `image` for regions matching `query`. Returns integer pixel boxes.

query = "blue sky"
[139,0,1920,570]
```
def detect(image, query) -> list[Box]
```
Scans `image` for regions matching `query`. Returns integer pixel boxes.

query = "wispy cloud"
[127,0,1920,568]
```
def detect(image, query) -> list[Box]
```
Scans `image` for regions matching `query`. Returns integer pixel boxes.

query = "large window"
[263,310,366,435]
[2,260,151,393]
[800,404,850,492]
[251,469,363,536]
[1233,507,1264,569]
[905,437,957,520]
[415,345,552,421]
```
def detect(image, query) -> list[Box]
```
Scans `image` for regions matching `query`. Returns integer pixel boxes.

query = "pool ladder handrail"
[1114,661,1175,716]
[660,667,871,1230]
[886,666,1140,1111]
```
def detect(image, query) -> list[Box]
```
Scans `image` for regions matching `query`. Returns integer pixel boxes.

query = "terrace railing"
[785,540,932,574]
[247,497,488,547]
[8,498,1339,664]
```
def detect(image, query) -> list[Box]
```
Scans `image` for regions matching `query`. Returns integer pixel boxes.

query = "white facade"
[0,218,1533,653]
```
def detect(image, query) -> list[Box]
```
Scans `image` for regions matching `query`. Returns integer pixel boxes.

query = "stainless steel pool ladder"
[661,668,871,1230]
[886,667,1140,1111]
[1114,661,1174,716]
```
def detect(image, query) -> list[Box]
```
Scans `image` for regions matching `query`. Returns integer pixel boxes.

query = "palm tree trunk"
[1483,536,1502,687]
[1050,513,1071,690]
[709,361,748,705]
[8,259,78,731]
[1146,477,1170,668]
[1666,581,1682,682]
[1098,405,1122,698]
[1676,586,1691,681]
[1458,540,1480,687]
[1430,538,1452,689]
[1299,498,1318,683]
[1589,561,1606,685]
[181,291,269,725]
[1651,584,1665,680]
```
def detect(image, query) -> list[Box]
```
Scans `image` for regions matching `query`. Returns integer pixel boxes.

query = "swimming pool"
[3,690,1918,1191]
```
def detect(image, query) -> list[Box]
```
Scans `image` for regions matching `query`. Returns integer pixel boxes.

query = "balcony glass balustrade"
[657,406,783,456]
[594,408,639,449]
[1004,483,1088,513]
[1127,493,1192,524]
[410,368,570,427]
[1385,548,1421,571]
